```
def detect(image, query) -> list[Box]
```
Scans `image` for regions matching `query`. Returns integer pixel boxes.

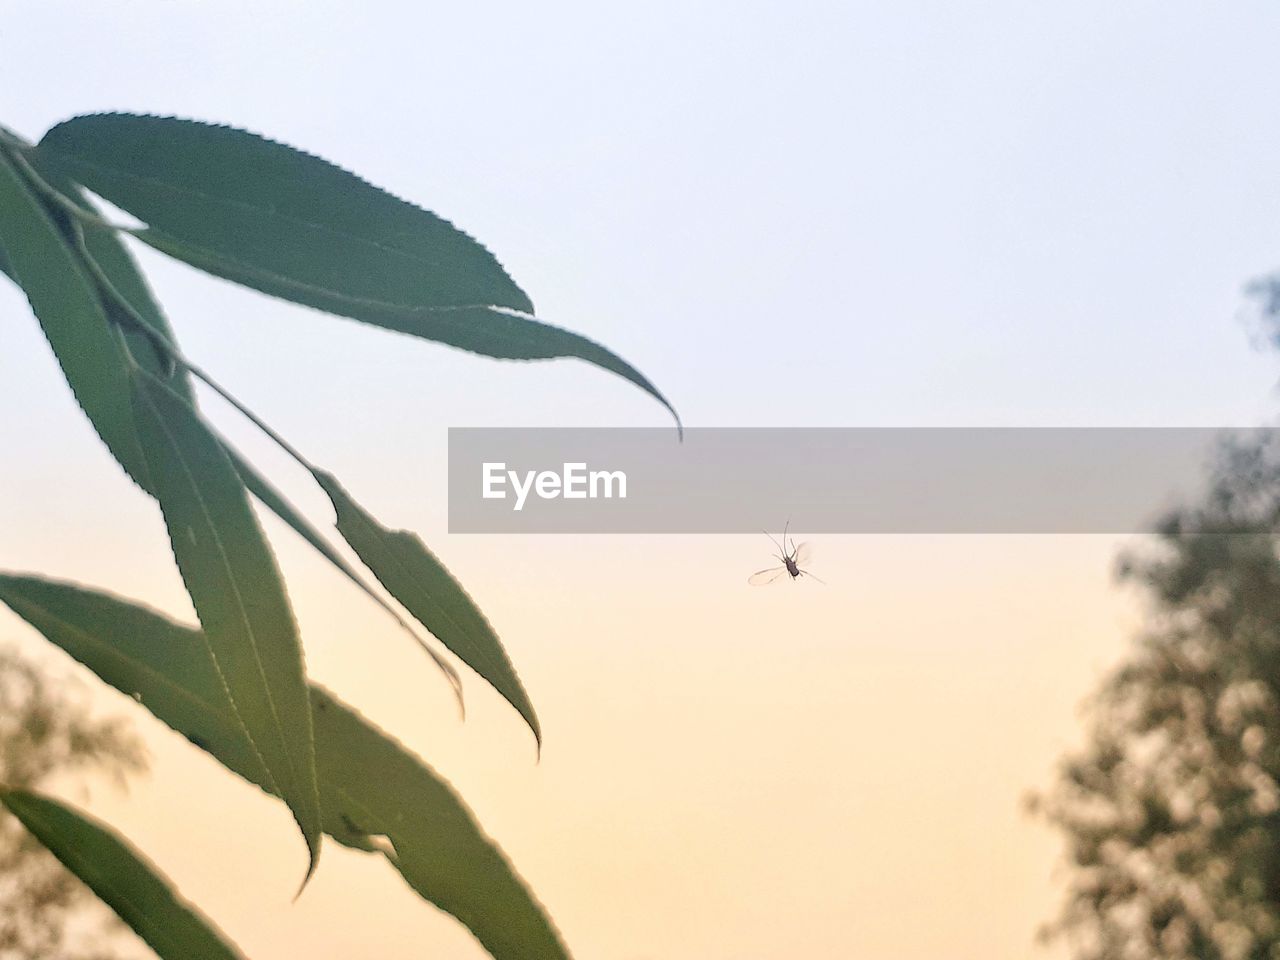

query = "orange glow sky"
[4,524,1140,959]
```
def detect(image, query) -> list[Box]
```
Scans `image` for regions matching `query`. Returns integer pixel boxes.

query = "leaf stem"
[72,231,321,474]
[51,208,467,710]
[2,145,127,234]
[69,232,467,709]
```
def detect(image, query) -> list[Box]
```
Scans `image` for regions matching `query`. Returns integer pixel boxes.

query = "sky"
[4,2,1280,958]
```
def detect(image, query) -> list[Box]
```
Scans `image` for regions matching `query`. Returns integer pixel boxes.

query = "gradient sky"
[4,3,1280,958]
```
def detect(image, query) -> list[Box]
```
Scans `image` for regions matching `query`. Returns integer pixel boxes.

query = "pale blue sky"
[5,4,1280,959]
[7,1,1280,446]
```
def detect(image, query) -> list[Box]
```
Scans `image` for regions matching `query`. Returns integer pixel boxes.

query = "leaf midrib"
[135,379,298,798]
[144,228,516,314]
[334,491,515,695]
[0,590,228,721]
[48,151,498,281]
[333,492,538,739]
[9,800,195,957]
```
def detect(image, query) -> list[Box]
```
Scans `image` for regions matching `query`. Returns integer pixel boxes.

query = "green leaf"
[0,573,572,960]
[36,113,679,429]
[1,790,247,960]
[0,136,198,493]
[309,689,564,955]
[311,300,678,431]
[38,113,531,312]
[1,128,189,397]
[1,131,457,697]
[0,134,461,703]
[78,214,189,394]
[226,446,379,608]
[0,234,13,281]
[128,368,322,878]
[0,148,150,487]
[225,444,464,699]
[312,469,540,746]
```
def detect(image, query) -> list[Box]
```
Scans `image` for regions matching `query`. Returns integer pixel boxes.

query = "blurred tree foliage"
[1034,434,1280,959]
[0,645,147,960]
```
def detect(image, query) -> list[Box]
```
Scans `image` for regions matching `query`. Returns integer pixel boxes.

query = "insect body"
[748,522,823,584]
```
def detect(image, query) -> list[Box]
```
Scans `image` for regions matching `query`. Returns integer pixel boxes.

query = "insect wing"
[748,566,788,586]
[792,542,812,566]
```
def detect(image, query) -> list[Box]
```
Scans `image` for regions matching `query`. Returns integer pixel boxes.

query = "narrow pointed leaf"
[38,113,532,312]
[36,113,679,428]
[226,446,378,604]
[312,470,540,745]
[0,138,194,492]
[78,214,190,393]
[0,574,273,789]
[4,128,190,396]
[0,142,458,702]
[0,574,571,960]
[225,444,464,698]
[143,235,682,426]
[0,137,453,689]
[310,689,563,955]
[0,148,150,487]
[1,790,247,960]
[128,368,322,876]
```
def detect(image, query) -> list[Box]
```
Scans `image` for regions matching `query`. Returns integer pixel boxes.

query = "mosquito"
[748,522,824,585]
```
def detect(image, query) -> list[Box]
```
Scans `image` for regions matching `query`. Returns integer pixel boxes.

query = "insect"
[748,522,824,584]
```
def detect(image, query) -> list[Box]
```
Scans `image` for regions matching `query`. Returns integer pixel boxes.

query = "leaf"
[313,300,678,431]
[1,790,248,960]
[0,136,196,493]
[128,367,322,877]
[0,148,150,487]
[224,444,465,699]
[225,446,382,609]
[3,128,189,396]
[2,131,458,696]
[312,469,540,746]
[309,689,564,955]
[36,113,679,429]
[78,214,189,393]
[0,234,13,281]
[38,113,531,312]
[2,132,460,703]
[0,573,572,960]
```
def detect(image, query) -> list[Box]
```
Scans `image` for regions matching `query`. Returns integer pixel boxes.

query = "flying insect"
[748,522,823,584]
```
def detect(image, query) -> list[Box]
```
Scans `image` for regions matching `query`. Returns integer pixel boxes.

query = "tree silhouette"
[0,646,147,960]
[1034,434,1280,959]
